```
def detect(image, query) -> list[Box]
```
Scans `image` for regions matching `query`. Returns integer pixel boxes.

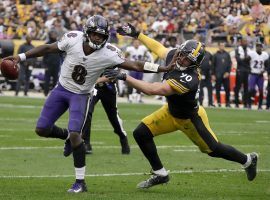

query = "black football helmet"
[83,15,109,49]
[175,40,205,70]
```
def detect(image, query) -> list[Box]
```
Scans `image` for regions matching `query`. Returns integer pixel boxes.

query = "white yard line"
[256,121,270,123]
[0,127,269,136]
[0,144,267,150]
[0,104,42,109]
[0,169,269,178]
[174,149,198,152]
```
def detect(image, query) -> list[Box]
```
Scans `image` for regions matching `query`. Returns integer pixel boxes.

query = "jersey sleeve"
[166,72,198,94]
[57,31,80,51]
[108,45,126,66]
[57,33,70,51]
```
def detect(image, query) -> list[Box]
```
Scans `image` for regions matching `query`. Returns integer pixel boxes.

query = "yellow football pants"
[142,104,218,153]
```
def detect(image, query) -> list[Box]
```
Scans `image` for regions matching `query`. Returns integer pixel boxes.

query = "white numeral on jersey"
[180,73,192,82]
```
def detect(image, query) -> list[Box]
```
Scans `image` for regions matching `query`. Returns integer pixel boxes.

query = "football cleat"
[244,152,258,181]
[137,172,170,189]
[67,182,87,193]
[120,137,130,154]
[85,143,92,154]
[63,139,72,157]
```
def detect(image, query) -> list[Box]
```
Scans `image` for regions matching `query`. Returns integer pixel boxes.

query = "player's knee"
[69,132,82,147]
[35,127,51,137]
[133,123,153,143]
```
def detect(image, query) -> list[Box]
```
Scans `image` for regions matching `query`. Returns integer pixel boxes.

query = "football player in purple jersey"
[247,42,269,109]
[3,15,175,193]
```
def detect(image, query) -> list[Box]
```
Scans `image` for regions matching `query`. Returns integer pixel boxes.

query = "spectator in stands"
[212,42,232,107]
[228,25,242,47]
[225,9,241,33]
[234,37,251,108]
[253,22,265,44]
[43,30,61,96]
[184,18,198,34]
[15,35,37,96]
[36,21,48,41]
[165,36,178,48]
[199,49,215,107]
[211,22,228,44]
[250,0,266,21]
[0,15,7,39]
[51,19,68,39]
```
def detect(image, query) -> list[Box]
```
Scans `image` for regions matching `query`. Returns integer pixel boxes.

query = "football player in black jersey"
[83,80,130,155]
[104,24,259,189]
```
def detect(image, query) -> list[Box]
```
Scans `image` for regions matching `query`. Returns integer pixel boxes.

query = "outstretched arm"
[125,75,176,96]
[118,60,169,73]
[118,50,178,73]
[137,33,169,59]
[103,69,176,96]
[3,43,61,64]
[117,23,169,59]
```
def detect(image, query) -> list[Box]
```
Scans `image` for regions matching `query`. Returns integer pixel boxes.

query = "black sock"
[133,123,163,171]
[208,142,247,165]
[76,179,85,183]
[50,125,68,140]
[73,142,86,168]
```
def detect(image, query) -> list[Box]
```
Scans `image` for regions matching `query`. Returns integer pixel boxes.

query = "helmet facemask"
[175,50,197,71]
[175,41,204,71]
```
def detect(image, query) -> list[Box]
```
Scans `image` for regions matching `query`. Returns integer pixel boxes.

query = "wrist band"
[18,53,26,61]
[143,62,159,72]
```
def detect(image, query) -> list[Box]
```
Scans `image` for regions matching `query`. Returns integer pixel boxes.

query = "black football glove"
[104,68,127,81]
[116,23,140,38]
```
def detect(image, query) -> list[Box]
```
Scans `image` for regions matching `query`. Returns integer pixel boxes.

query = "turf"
[0,96,269,200]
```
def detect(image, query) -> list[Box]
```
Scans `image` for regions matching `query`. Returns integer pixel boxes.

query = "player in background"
[84,77,130,155]
[125,39,154,103]
[247,42,269,109]
[110,23,258,189]
[3,15,174,193]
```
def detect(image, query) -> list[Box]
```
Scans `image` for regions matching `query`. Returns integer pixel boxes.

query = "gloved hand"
[116,23,140,38]
[103,68,127,81]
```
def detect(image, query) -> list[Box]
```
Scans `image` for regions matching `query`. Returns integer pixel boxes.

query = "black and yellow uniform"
[133,35,248,174]
[142,49,218,153]
[116,24,257,186]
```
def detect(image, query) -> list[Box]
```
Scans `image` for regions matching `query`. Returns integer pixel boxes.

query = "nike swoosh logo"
[73,188,82,193]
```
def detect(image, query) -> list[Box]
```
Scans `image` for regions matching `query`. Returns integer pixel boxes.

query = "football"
[0,59,19,80]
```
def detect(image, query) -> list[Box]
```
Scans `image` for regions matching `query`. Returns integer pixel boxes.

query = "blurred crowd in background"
[0,0,270,109]
[0,0,269,47]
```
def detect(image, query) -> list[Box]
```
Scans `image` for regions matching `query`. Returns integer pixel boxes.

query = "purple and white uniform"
[36,31,125,133]
[126,45,153,80]
[247,50,269,92]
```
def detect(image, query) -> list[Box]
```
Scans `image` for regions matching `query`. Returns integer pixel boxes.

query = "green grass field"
[0,96,269,200]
